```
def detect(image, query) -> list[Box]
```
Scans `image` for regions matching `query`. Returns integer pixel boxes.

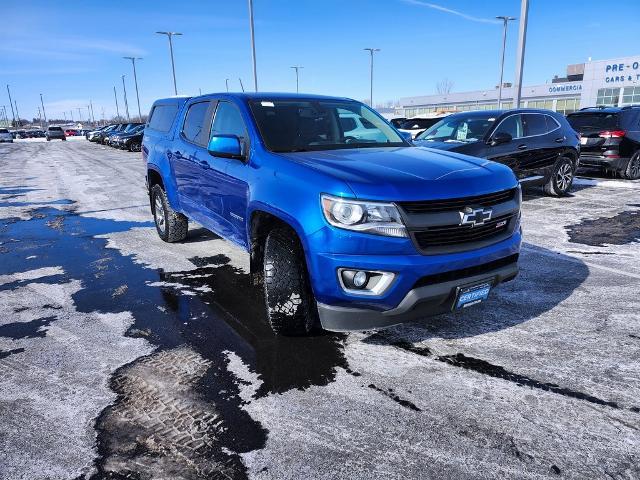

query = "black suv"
[414,109,580,196]
[566,106,640,180]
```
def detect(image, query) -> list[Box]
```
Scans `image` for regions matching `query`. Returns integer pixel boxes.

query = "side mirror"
[399,131,413,142]
[490,132,512,146]
[208,134,244,159]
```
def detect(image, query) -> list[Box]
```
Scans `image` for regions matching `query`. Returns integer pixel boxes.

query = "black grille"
[413,213,514,249]
[399,188,517,214]
[413,254,519,289]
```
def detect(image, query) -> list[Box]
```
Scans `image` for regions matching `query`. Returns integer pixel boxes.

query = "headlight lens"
[321,194,407,238]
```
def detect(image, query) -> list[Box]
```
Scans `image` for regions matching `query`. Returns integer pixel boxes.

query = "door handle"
[555,136,566,143]
[198,160,210,170]
[517,144,528,150]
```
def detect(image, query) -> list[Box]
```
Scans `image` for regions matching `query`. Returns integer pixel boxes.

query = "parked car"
[46,126,66,141]
[414,109,580,196]
[106,123,143,146]
[64,129,79,137]
[90,124,118,143]
[398,113,452,138]
[566,106,640,180]
[0,128,13,143]
[389,117,406,128]
[113,124,145,151]
[144,93,521,335]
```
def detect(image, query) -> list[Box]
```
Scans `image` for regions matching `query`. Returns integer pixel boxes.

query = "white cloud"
[401,0,500,24]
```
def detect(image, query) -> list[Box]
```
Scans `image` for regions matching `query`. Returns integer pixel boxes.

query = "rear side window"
[148,104,179,133]
[182,101,213,146]
[522,114,548,136]
[339,117,357,132]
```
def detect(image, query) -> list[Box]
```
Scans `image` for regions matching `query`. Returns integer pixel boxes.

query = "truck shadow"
[364,243,589,343]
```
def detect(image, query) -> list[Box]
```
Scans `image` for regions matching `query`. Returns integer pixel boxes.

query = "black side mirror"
[490,132,512,146]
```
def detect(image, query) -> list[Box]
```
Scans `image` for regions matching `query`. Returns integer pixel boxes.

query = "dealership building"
[399,55,640,118]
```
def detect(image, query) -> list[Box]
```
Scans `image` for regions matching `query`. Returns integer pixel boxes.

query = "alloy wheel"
[556,162,573,192]
[629,155,640,179]
[154,196,166,234]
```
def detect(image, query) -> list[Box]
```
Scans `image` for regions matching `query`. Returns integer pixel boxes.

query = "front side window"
[494,114,524,139]
[416,115,495,143]
[249,99,404,152]
[182,101,212,146]
[211,101,248,140]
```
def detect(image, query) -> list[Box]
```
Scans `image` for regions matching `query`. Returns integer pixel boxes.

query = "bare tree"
[436,78,454,95]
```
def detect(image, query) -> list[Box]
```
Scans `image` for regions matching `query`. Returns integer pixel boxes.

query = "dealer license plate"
[580,137,588,145]
[454,282,492,310]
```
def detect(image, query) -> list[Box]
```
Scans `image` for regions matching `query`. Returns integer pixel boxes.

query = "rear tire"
[151,184,188,243]
[263,228,318,336]
[623,152,640,180]
[544,157,574,196]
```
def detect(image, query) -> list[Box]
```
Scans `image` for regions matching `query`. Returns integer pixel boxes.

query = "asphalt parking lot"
[0,139,639,479]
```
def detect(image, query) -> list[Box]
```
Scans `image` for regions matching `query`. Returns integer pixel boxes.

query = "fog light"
[338,269,395,296]
[353,271,368,288]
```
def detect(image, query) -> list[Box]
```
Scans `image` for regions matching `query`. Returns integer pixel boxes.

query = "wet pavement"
[0,140,639,479]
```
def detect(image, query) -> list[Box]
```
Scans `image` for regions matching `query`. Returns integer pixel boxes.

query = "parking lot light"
[290,66,303,93]
[156,32,182,96]
[496,16,516,109]
[248,0,258,92]
[513,0,530,108]
[121,75,131,122]
[364,48,380,107]
[40,93,48,125]
[123,57,143,122]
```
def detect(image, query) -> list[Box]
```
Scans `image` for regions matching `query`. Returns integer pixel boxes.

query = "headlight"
[321,194,407,238]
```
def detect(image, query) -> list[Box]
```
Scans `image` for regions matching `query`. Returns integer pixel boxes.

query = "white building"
[400,55,640,118]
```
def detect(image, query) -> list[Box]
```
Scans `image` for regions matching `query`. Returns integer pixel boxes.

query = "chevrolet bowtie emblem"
[459,207,492,227]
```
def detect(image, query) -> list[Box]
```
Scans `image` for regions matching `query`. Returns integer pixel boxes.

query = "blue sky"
[2,0,640,121]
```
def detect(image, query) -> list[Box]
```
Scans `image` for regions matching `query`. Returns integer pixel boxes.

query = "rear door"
[485,113,532,176]
[520,113,562,172]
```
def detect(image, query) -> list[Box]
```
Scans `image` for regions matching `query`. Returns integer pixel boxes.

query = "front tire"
[151,184,188,243]
[544,156,574,196]
[263,228,318,336]
[623,152,640,180]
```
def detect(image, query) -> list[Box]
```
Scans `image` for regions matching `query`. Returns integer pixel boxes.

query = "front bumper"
[318,258,518,331]
[579,155,628,170]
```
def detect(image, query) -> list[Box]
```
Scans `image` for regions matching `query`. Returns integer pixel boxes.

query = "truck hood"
[276,146,516,201]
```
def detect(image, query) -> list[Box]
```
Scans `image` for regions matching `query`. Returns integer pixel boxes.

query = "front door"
[486,113,532,178]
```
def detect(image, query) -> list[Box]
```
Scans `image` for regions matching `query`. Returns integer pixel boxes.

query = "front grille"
[413,254,519,289]
[413,213,515,249]
[399,188,517,214]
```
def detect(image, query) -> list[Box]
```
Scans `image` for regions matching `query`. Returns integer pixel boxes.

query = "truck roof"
[191,92,354,102]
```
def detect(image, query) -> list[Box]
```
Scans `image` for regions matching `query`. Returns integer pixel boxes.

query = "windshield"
[416,114,496,143]
[566,113,619,131]
[249,99,406,152]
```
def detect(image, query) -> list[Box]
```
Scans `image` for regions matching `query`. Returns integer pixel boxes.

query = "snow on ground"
[0,140,639,479]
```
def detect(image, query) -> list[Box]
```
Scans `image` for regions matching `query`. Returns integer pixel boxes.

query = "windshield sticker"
[261,101,275,107]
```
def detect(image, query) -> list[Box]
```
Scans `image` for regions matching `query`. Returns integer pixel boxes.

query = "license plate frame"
[453,280,492,310]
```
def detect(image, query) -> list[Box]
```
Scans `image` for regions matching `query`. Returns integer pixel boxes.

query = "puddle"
[566,209,640,246]
[0,204,346,479]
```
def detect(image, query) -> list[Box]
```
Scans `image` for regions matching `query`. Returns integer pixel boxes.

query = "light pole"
[40,93,48,125]
[496,16,516,109]
[123,57,143,122]
[248,0,258,91]
[70,110,74,122]
[77,108,82,124]
[290,66,303,93]
[513,0,529,108]
[156,32,182,95]
[113,86,120,120]
[63,112,67,122]
[38,106,42,127]
[239,78,245,92]
[6,85,16,126]
[364,48,380,107]
[121,75,130,121]
[226,78,230,92]
[14,100,21,127]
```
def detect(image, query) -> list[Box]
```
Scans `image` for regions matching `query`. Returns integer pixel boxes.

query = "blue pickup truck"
[143,93,521,335]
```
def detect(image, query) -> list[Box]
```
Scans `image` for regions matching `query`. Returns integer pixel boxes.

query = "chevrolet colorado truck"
[143,93,521,335]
